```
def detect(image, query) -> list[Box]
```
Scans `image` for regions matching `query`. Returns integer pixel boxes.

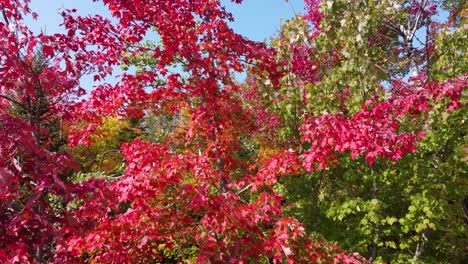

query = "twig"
[236,183,253,195]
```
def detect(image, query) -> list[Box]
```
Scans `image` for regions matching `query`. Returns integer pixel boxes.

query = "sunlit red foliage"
[2,0,464,263]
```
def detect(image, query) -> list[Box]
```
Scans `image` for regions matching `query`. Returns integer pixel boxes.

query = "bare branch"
[1,9,9,25]
[236,183,253,195]
[410,0,429,41]
[413,230,428,261]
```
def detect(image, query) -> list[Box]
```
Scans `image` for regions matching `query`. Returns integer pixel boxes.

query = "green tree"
[243,1,467,262]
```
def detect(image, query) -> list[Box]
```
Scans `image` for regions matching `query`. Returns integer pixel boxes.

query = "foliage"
[244,0,467,263]
[70,117,139,175]
[0,2,83,261]
[0,0,465,263]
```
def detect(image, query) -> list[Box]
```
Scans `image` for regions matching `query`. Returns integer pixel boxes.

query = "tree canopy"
[0,0,466,263]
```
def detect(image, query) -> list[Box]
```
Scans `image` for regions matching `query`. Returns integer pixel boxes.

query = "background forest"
[0,0,466,263]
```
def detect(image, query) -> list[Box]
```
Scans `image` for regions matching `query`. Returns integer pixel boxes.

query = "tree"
[2,0,366,263]
[1,0,464,263]
[0,1,84,261]
[243,0,466,262]
[57,0,367,261]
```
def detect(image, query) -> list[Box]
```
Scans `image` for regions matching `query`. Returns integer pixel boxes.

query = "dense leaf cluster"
[0,0,466,263]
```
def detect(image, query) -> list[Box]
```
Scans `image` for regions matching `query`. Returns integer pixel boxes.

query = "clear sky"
[24,0,305,87]
[223,0,305,41]
[26,0,305,41]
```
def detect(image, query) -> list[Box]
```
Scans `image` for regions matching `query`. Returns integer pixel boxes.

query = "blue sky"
[27,0,305,41]
[223,0,305,41]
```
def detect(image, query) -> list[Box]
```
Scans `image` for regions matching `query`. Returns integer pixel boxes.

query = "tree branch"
[410,0,429,41]
[0,94,24,108]
[1,9,9,25]
[413,230,427,261]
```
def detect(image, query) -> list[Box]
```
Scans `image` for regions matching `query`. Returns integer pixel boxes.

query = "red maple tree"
[2,0,464,263]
